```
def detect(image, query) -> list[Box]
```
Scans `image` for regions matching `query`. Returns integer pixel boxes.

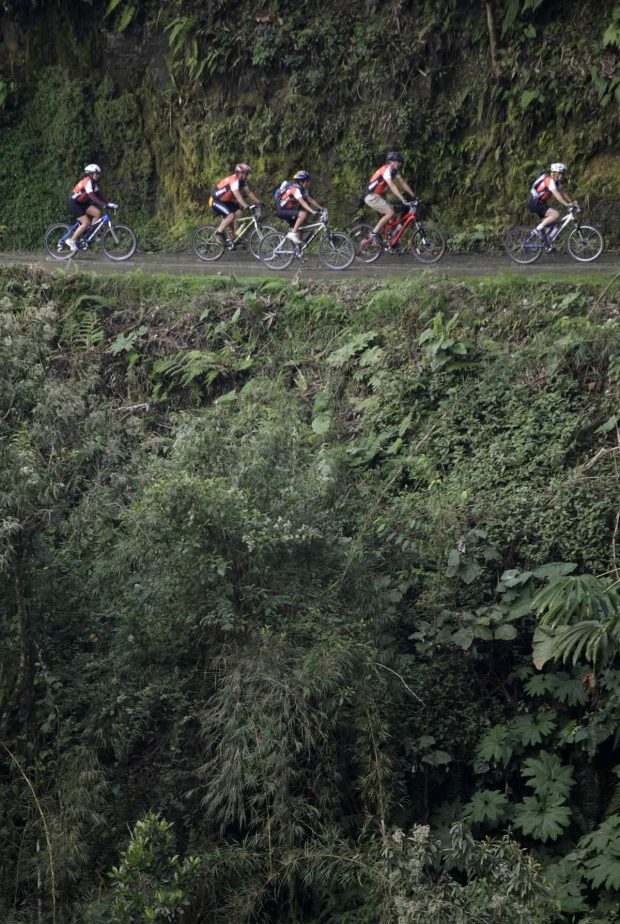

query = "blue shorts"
[212,198,242,218]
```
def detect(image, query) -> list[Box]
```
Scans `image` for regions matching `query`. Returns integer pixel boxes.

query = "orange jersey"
[530,174,559,203]
[71,176,99,203]
[367,164,400,196]
[279,183,303,209]
[213,173,245,203]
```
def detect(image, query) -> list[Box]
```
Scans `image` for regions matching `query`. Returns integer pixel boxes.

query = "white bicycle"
[504,205,604,264]
[258,209,355,271]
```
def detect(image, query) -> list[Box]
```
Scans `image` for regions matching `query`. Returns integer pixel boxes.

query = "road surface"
[0,249,617,279]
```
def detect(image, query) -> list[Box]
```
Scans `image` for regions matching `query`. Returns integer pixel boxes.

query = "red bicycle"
[350,199,445,264]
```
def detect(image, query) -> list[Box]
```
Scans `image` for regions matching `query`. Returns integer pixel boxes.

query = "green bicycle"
[192,204,277,262]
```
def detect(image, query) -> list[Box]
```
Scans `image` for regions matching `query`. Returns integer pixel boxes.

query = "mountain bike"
[44,207,137,262]
[504,205,604,264]
[350,199,446,264]
[192,204,277,262]
[258,210,355,270]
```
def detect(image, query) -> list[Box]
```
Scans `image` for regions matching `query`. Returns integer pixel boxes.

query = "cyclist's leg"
[66,198,90,248]
[292,207,312,240]
[365,193,394,236]
[528,198,557,234]
[278,207,302,243]
[213,199,241,239]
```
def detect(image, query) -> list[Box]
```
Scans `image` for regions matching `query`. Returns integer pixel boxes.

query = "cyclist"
[66,164,117,252]
[528,163,576,238]
[365,152,416,247]
[211,163,261,247]
[276,170,325,244]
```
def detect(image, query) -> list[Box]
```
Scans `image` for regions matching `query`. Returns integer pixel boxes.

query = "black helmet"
[386,151,404,164]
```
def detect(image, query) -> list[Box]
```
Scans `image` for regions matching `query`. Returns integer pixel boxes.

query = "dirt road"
[0,249,617,279]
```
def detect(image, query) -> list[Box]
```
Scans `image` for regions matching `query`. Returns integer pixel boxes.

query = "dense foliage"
[1,265,620,921]
[0,0,619,248]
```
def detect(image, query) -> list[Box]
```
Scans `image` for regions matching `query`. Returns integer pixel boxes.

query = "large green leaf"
[514,794,571,842]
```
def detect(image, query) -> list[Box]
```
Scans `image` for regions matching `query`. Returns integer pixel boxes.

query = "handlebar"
[568,203,580,213]
[319,208,328,222]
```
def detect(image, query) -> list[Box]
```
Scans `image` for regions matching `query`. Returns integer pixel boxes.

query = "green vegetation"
[1,265,620,921]
[0,0,619,248]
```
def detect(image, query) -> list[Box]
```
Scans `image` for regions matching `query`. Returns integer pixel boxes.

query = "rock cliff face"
[0,0,618,247]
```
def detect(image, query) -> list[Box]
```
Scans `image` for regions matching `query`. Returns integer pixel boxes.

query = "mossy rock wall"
[0,0,618,248]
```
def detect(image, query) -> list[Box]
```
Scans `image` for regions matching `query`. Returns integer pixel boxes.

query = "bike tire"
[349,223,382,263]
[101,225,137,261]
[504,226,543,264]
[566,224,604,263]
[192,225,224,262]
[247,225,278,260]
[44,223,73,261]
[258,231,295,270]
[410,225,446,263]
[318,231,355,270]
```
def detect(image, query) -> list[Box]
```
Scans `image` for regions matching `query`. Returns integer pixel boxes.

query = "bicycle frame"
[524,206,581,252]
[381,204,422,246]
[544,209,576,243]
[230,208,264,244]
[60,213,113,246]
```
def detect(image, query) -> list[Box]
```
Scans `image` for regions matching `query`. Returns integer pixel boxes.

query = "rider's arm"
[399,178,416,199]
[386,175,407,203]
[553,188,575,207]
[305,194,324,211]
[85,179,108,208]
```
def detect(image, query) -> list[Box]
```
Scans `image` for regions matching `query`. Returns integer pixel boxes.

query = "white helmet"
[550,162,567,173]
[84,163,102,174]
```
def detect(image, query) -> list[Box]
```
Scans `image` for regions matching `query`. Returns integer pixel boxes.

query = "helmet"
[386,151,404,164]
[550,162,568,174]
[293,170,311,182]
[235,162,251,175]
[84,163,102,174]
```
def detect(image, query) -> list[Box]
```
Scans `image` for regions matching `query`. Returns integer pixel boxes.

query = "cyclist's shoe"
[371,232,383,248]
[66,239,78,253]
[214,231,229,248]
[286,231,302,244]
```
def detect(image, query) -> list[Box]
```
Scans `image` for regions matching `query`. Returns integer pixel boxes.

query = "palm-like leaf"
[532,575,620,669]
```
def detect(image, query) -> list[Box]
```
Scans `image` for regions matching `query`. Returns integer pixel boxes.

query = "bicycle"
[504,205,604,264]
[44,207,137,262]
[350,199,446,264]
[258,209,355,271]
[192,204,277,262]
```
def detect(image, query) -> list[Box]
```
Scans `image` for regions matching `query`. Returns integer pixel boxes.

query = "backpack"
[274,181,290,205]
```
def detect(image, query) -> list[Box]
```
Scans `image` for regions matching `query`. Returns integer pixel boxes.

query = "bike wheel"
[247,225,278,260]
[101,225,137,261]
[318,231,355,270]
[410,225,446,263]
[567,225,604,263]
[349,223,382,263]
[44,223,73,261]
[192,224,224,262]
[504,226,543,264]
[258,231,295,270]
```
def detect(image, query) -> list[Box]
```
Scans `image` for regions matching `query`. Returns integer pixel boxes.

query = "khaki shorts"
[365,193,392,215]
